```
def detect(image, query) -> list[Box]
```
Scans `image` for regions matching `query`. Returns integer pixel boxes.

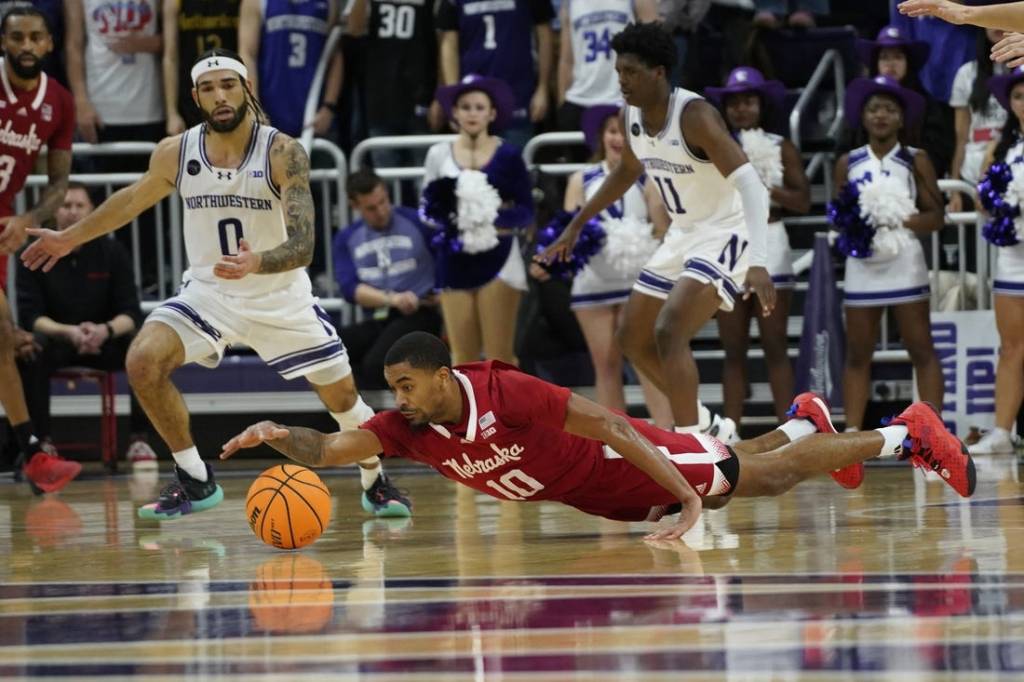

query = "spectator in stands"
[0,1,63,83]
[16,183,156,468]
[832,76,945,431]
[949,27,1008,210]
[556,0,659,132]
[550,105,672,426]
[421,75,534,365]
[707,67,809,425]
[64,0,164,145]
[658,0,711,89]
[333,170,441,390]
[856,25,955,182]
[238,0,342,138]
[969,66,1024,454]
[435,0,555,149]
[889,3,977,105]
[162,0,240,135]
[752,0,828,29]
[346,0,436,170]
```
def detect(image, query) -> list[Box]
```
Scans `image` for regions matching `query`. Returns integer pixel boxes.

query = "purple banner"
[794,234,846,408]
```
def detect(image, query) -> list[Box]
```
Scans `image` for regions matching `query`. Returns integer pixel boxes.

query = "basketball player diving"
[22,49,411,520]
[221,331,976,541]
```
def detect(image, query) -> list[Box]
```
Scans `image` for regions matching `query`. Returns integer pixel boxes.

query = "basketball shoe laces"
[882,415,946,472]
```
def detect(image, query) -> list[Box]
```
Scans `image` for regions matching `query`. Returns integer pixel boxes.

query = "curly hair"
[610,22,676,75]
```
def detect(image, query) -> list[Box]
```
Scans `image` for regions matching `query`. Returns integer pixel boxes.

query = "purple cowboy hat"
[436,74,516,132]
[705,66,786,109]
[844,75,926,131]
[855,25,931,73]
[580,104,621,152]
[989,65,1024,112]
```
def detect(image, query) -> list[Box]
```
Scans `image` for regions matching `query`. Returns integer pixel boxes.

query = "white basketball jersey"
[565,0,633,107]
[626,88,745,232]
[176,122,308,297]
[582,161,648,222]
[846,143,918,204]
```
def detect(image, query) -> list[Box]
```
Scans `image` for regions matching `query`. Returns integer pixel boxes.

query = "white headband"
[191,56,248,86]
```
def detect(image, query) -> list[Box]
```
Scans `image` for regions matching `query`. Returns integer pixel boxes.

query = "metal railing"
[789,48,846,152]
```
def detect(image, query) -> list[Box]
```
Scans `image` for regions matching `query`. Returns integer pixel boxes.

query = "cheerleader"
[707,67,810,424]
[566,105,672,426]
[971,65,1024,454]
[421,75,535,365]
[832,75,945,431]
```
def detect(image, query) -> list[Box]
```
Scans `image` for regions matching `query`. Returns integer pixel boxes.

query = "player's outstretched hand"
[535,218,583,265]
[992,33,1024,67]
[897,0,968,24]
[214,239,261,280]
[20,228,73,271]
[644,501,701,542]
[220,421,290,459]
[743,265,776,316]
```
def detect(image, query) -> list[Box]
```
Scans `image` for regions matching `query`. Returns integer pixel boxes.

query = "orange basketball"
[245,464,332,549]
[249,553,334,633]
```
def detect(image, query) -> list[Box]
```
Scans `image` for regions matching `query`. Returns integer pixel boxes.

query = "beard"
[5,51,43,79]
[201,100,249,133]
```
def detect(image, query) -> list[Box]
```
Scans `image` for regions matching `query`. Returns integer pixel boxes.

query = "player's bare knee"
[906,343,937,369]
[126,342,173,391]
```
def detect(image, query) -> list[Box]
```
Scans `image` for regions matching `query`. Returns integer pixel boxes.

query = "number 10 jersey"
[176,122,307,297]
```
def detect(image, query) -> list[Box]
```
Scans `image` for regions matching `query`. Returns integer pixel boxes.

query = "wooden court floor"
[1,456,1022,681]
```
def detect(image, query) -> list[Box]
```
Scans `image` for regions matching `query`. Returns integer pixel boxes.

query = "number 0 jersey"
[175,122,308,297]
[626,87,745,233]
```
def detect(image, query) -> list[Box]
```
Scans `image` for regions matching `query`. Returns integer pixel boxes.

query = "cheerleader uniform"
[422,140,535,291]
[757,131,796,289]
[570,163,650,309]
[992,137,1024,297]
[842,143,931,308]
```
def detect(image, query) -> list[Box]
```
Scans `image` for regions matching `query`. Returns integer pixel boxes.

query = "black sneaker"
[138,464,224,520]
[360,473,412,517]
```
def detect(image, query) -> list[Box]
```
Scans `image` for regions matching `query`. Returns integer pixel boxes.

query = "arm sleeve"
[14,260,46,329]
[529,0,556,23]
[492,366,571,430]
[727,163,770,268]
[359,412,412,459]
[492,145,535,229]
[332,226,361,303]
[107,241,143,326]
[436,0,458,31]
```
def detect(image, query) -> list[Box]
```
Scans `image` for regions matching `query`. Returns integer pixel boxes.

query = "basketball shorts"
[633,222,749,312]
[844,238,930,308]
[147,277,351,381]
[993,242,1024,297]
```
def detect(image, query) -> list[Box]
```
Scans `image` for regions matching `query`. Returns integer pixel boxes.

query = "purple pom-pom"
[533,210,606,279]
[827,181,875,259]
[977,163,1021,247]
[420,177,466,255]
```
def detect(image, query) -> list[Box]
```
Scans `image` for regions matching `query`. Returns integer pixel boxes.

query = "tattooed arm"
[261,134,316,273]
[0,149,72,254]
[219,420,384,467]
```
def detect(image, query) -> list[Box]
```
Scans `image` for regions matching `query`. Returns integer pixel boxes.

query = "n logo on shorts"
[718,233,749,271]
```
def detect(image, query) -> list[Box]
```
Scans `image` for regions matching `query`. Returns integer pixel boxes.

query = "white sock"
[697,402,712,431]
[359,458,382,490]
[844,426,859,433]
[674,424,701,434]
[331,396,376,430]
[990,427,1011,439]
[875,425,909,458]
[778,418,817,442]
[172,446,208,481]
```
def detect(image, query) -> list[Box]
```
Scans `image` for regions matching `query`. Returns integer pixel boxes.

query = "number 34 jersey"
[175,122,307,297]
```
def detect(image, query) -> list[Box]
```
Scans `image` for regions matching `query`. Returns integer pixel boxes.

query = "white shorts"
[844,238,930,308]
[570,249,635,310]
[497,235,527,292]
[147,277,351,381]
[767,221,795,289]
[993,242,1024,297]
[633,224,749,312]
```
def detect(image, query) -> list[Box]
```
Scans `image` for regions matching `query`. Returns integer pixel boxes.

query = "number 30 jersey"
[175,122,307,297]
[626,87,745,234]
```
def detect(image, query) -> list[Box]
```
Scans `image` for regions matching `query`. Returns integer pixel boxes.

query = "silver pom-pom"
[739,128,783,189]
[455,170,501,254]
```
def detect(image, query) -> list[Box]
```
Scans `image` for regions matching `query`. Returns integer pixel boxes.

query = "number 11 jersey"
[176,122,306,297]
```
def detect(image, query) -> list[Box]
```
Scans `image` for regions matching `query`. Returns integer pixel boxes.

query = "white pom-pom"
[739,128,783,189]
[601,216,660,278]
[857,174,918,259]
[455,170,501,254]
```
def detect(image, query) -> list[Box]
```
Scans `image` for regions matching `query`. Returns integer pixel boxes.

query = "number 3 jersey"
[175,121,308,297]
[626,87,745,234]
[361,361,732,521]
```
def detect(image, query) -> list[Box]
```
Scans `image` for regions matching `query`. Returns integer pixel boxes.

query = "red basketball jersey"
[361,361,734,521]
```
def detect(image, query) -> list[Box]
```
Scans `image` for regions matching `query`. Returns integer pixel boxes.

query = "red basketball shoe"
[787,392,863,489]
[886,402,976,498]
[22,449,82,494]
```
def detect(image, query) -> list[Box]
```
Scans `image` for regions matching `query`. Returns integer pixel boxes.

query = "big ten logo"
[93,1,155,35]
[932,321,957,419]
[965,346,997,416]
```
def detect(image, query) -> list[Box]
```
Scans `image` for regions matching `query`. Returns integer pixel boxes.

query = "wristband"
[104,322,115,338]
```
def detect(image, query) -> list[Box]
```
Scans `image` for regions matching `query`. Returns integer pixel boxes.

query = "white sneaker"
[127,439,158,470]
[704,414,739,445]
[968,429,1015,455]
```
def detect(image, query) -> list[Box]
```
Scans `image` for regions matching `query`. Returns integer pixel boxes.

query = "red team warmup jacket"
[362,361,736,522]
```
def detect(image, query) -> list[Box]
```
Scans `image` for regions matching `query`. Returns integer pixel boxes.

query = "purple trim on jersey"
[175,129,189,189]
[265,129,280,198]
[571,289,632,306]
[993,280,1024,296]
[266,339,345,375]
[771,274,796,284]
[237,123,261,171]
[312,303,337,336]
[843,284,931,305]
[685,257,741,299]
[636,269,674,293]
[158,301,223,341]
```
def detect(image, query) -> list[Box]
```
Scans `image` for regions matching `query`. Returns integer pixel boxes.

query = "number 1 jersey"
[175,122,306,297]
